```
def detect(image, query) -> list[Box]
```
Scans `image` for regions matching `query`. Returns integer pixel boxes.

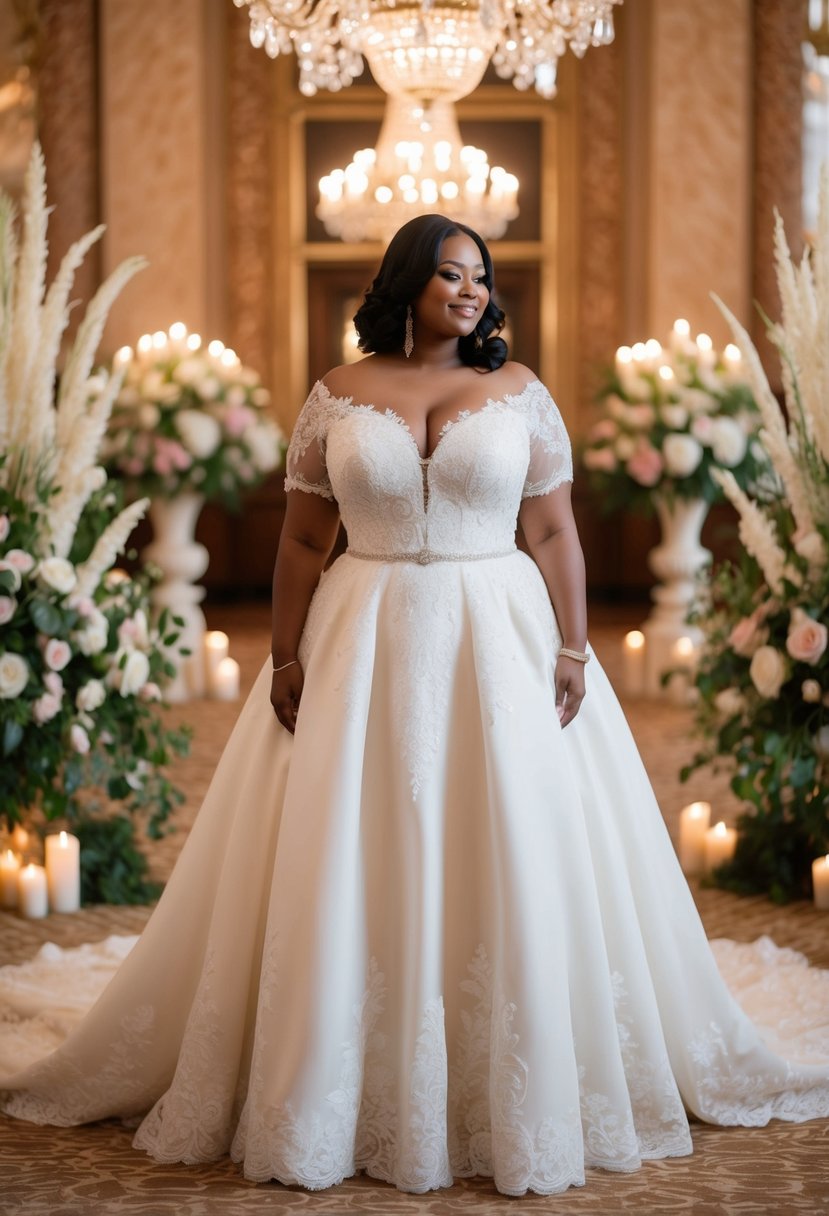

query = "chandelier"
[317,95,518,241]
[235,0,621,240]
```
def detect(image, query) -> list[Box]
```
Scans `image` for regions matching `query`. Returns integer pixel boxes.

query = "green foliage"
[75,813,162,905]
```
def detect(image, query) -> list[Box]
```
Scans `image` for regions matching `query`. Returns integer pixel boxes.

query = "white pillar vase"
[641,493,711,697]
[143,492,208,702]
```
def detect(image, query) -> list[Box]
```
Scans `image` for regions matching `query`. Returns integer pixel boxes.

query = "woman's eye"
[440,271,460,280]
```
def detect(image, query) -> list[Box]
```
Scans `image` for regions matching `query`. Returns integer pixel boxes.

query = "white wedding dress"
[1,379,828,1197]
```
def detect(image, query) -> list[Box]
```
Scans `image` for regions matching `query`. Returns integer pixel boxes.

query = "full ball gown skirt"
[1,380,828,1197]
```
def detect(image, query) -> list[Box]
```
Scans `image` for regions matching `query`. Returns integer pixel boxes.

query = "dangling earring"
[404,305,414,358]
[474,331,483,351]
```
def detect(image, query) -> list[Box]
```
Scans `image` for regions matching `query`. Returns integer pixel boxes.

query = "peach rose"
[728,611,768,658]
[786,611,828,665]
[749,645,788,699]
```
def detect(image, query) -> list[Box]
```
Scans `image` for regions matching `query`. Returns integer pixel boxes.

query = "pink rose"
[70,723,90,754]
[584,447,618,472]
[786,612,828,665]
[729,610,768,658]
[0,595,16,624]
[139,681,162,702]
[44,638,72,671]
[43,671,64,699]
[224,404,256,438]
[589,419,618,442]
[626,442,663,487]
[5,549,35,573]
[32,692,61,725]
[152,437,192,476]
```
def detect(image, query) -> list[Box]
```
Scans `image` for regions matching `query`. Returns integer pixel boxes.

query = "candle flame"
[624,630,645,651]
[59,831,68,846]
[713,821,728,836]
[684,801,710,818]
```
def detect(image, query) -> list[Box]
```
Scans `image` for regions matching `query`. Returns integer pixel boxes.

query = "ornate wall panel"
[225,3,275,389]
[99,0,213,350]
[38,0,100,322]
[648,0,752,343]
[752,0,804,377]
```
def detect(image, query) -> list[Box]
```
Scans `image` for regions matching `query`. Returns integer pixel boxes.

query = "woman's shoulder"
[320,356,385,402]
[486,360,539,390]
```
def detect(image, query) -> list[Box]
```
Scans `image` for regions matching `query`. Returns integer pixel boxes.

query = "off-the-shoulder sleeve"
[516,380,574,498]
[284,381,344,501]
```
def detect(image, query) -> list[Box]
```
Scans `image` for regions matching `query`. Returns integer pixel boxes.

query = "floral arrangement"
[103,326,284,509]
[0,144,189,900]
[683,174,829,903]
[582,324,767,512]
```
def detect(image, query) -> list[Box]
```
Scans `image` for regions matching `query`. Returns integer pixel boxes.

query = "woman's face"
[413,233,490,341]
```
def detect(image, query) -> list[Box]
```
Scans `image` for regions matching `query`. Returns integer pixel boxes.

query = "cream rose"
[0,652,29,699]
[33,692,61,724]
[660,404,688,430]
[710,417,747,468]
[662,433,703,478]
[176,409,222,459]
[37,557,77,596]
[5,548,35,574]
[70,723,91,755]
[714,688,744,716]
[75,610,108,656]
[749,645,788,699]
[76,679,106,712]
[786,611,828,665]
[802,679,822,703]
[44,638,72,672]
[119,650,151,697]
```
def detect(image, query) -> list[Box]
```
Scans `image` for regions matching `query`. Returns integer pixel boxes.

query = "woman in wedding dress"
[1,215,828,1198]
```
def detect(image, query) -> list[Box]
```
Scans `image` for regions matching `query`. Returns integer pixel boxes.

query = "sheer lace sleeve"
[514,380,574,499]
[284,381,345,501]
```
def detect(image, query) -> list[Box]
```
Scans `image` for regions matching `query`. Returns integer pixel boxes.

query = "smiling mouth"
[450,305,478,317]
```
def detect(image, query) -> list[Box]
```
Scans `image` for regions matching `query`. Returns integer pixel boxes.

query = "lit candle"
[204,630,230,695]
[0,849,20,909]
[812,855,829,911]
[622,630,645,697]
[704,821,737,874]
[668,636,698,705]
[213,657,240,702]
[45,831,81,914]
[18,863,48,919]
[11,824,30,855]
[678,801,711,875]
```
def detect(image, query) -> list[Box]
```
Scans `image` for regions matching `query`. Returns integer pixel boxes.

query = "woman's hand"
[270,662,304,734]
[555,655,586,728]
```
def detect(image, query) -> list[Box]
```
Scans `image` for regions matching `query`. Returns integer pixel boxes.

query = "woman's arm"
[270,490,341,732]
[519,483,588,727]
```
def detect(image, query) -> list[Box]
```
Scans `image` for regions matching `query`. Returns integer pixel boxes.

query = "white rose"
[0,596,16,624]
[195,377,220,401]
[245,423,281,473]
[0,560,22,593]
[75,610,109,656]
[44,638,72,671]
[119,649,151,696]
[662,433,703,478]
[683,388,716,414]
[172,357,207,387]
[0,652,29,698]
[37,557,77,596]
[749,645,788,699]
[660,404,688,430]
[70,723,91,755]
[176,409,222,459]
[76,679,106,712]
[710,417,748,468]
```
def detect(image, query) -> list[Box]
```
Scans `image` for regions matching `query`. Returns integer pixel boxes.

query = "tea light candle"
[205,631,230,695]
[18,863,48,919]
[812,855,829,911]
[0,848,20,909]
[622,630,645,697]
[213,656,240,701]
[45,831,81,913]
[704,821,737,874]
[678,801,711,875]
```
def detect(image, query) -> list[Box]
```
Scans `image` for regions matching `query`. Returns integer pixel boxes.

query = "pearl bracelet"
[273,659,298,673]
[558,647,590,664]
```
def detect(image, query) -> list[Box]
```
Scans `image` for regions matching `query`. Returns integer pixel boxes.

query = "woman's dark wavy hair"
[353,214,508,372]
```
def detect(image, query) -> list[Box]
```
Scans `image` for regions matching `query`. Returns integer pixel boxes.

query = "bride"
[1,214,827,1198]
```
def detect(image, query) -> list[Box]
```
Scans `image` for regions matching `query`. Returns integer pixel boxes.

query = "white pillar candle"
[678,801,711,875]
[204,630,230,695]
[622,630,645,697]
[45,831,81,913]
[812,855,829,911]
[18,863,48,919]
[213,656,240,701]
[704,821,737,874]
[0,849,20,909]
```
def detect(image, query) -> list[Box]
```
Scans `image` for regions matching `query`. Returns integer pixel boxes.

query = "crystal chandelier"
[234,1,622,101]
[318,95,519,241]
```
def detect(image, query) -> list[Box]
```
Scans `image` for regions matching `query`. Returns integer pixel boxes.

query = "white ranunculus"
[749,645,788,699]
[119,649,151,697]
[76,678,106,712]
[37,556,77,595]
[660,404,688,430]
[710,417,747,467]
[0,652,29,699]
[176,409,222,458]
[662,433,703,478]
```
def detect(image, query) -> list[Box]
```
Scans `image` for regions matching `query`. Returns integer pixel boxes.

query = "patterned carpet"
[1,603,827,1216]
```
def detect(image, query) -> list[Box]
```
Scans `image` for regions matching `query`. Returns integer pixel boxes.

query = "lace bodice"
[284,379,573,559]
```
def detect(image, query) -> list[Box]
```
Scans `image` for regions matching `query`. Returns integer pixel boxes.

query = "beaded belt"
[347,546,517,566]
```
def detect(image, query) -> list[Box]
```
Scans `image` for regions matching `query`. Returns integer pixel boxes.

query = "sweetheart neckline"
[314,377,541,463]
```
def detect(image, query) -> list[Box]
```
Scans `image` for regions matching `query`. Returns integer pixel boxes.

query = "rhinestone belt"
[347,546,517,566]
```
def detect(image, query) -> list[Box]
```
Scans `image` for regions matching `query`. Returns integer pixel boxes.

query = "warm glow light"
[696,332,713,352]
[644,338,662,359]
[186,333,202,351]
[168,321,187,341]
[674,636,695,658]
[673,318,690,336]
[616,345,633,364]
[137,334,153,354]
[114,345,133,366]
[631,342,647,361]
[685,800,711,820]
[712,821,729,837]
[220,348,239,367]
[207,340,225,357]
[152,330,167,349]
[658,365,674,381]
[724,343,742,362]
[624,630,645,651]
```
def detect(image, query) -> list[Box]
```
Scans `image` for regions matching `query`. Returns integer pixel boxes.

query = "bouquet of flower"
[0,144,189,899]
[582,325,767,512]
[682,176,829,903]
[103,327,284,509]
